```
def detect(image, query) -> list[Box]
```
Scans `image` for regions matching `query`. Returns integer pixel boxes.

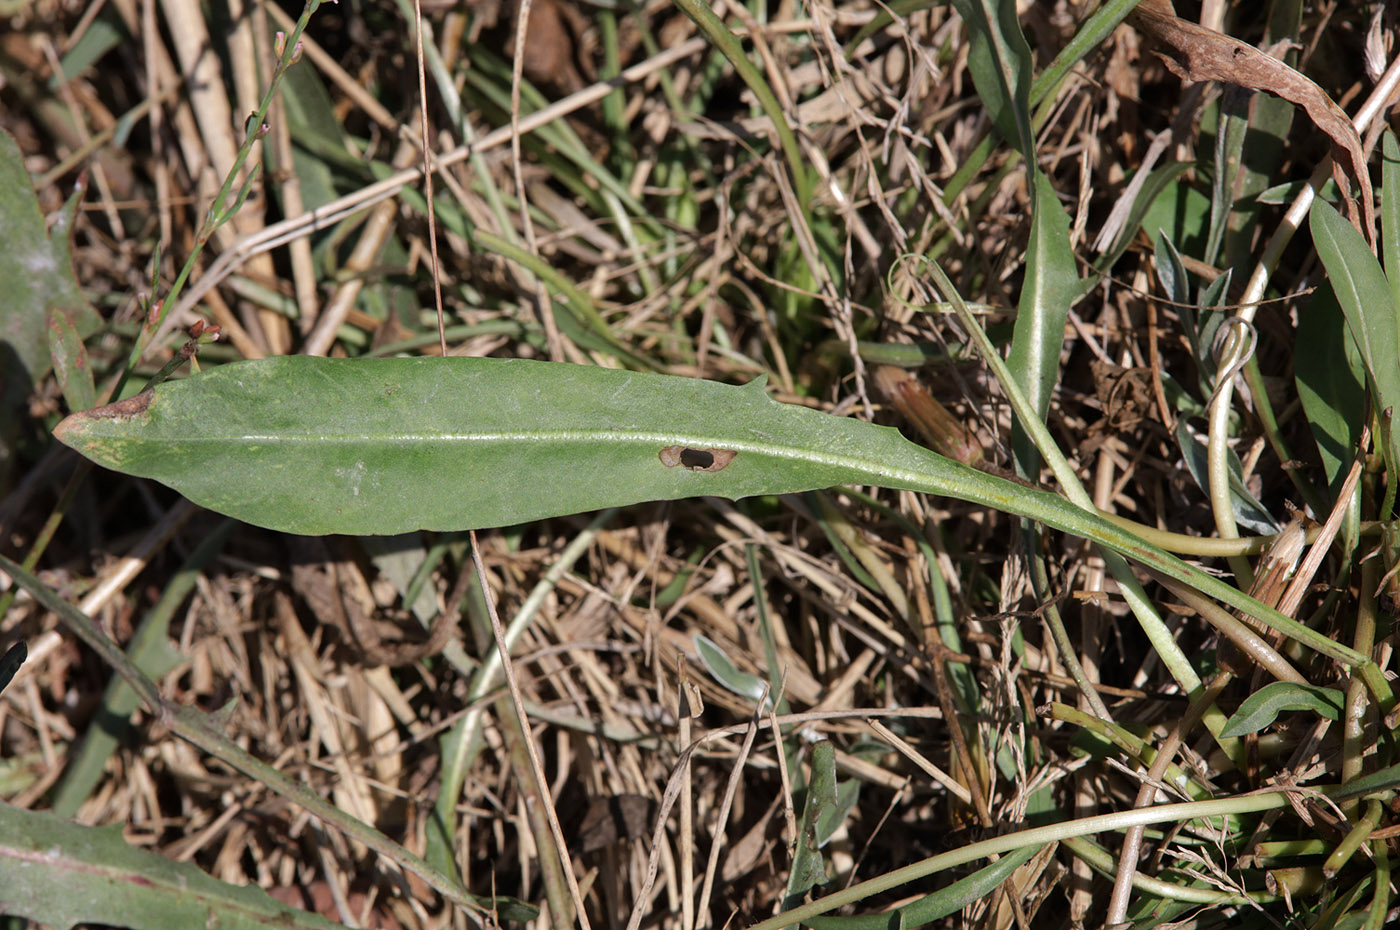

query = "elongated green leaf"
[1296,285,1366,497]
[0,640,25,697]
[1385,131,1400,312]
[1310,199,1400,482]
[950,0,1034,160]
[1008,168,1079,475]
[785,739,838,904]
[0,803,350,930]
[0,127,101,408]
[1220,682,1344,738]
[805,844,1039,930]
[49,356,1375,675]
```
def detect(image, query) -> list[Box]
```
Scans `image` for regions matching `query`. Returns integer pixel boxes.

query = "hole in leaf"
[658,446,737,472]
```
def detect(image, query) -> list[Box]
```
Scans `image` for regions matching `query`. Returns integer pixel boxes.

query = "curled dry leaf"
[1128,0,1375,241]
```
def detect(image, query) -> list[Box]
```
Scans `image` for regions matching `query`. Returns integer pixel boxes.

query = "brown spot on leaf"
[658,445,737,472]
[82,391,153,420]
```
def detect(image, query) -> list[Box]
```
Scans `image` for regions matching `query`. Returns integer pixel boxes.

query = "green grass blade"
[670,0,811,211]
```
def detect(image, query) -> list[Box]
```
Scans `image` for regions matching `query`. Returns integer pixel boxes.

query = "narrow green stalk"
[117,0,326,392]
[1061,835,1276,905]
[1047,703,1207,798]
[750,792,1293,930]
[1363,840,1392,930]
[1031,554,1113,722]
[1342,555,1381,812]
[1324,799,1383,877]
[920,257,1205,696]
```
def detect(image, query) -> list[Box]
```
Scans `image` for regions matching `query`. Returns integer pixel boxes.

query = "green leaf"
[1220,681,1345,738]
[1008,168,1080,475]
[50,8,125,92]
[278,46,355,210]
[1154,232,1232,384]
[0,640,25,697]
[805,844,1039,930]
[695,634,768,705]
[1174,417,1279,535]
[1310,198,1400,486]
[950,0,1034,160]
[51,354,1042,536]
[1138,167,1212,262]
[1296,284,1366,498]
[0,127,101,408]
[50,356,1379,676]
[1384,130,1400,312]
[48,307,97,413]
[0,803,351,930]
[785,740,839,904]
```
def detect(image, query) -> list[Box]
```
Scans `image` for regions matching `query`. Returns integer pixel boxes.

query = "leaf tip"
[53,391,153,445]
[741,373,770,395]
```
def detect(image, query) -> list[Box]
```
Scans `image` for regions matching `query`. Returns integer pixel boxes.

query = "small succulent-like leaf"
[695,634,768,705]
